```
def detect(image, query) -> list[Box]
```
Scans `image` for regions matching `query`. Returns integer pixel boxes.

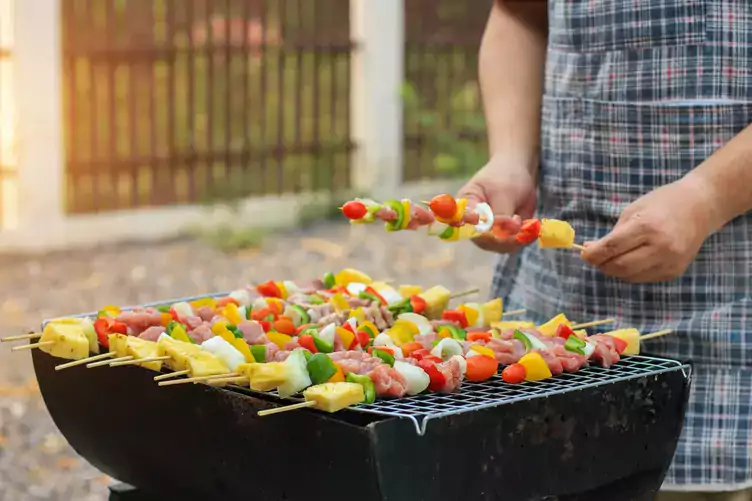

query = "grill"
[33,294,692,501]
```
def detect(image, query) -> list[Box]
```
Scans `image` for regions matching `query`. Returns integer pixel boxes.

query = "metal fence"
[403,0,491,182]
[61,0,353,214]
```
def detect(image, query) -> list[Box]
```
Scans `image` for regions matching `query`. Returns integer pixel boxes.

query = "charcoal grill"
[32,294,691,501]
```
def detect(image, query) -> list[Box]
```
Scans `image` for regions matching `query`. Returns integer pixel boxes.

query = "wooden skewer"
[207,376,250,386]
[501,308,527,318]
[110,356,171,367]
[88,355,132,368]
[450,288,480,300]
[258,400,316,416]
[154,370,190,381]
[1,332,42,343]
[11,341,54,351]
[639,329,673,341]
[158,372,242,387]
[55,352,115,370]
[571,244,587,252]
[571,318,616,330]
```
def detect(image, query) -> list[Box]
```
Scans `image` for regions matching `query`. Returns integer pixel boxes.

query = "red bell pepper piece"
[612,336,628,355]
[400,341,424,357]
[466,331,492,343]
[515,218,541,244]
[258,320,272,333]
[356,330,372,348]
[410,349,442,364]
[348,336,360,350]
[367,346,395,356]
[93,317,127,348]
[273,319,296,336]
[342,322,356,334]
[169,308,180,322]
[295,323,316,335]
[555,324,576,340]
[298,334,318,354]
[409,295,427,314]
[256,280,282,298]
[251,308,275,322]
[441,309,469,329]
[417,359,447,392]
[364,286,387,305]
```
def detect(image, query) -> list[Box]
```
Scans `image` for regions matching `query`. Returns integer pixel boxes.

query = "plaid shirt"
[491,0,752,491]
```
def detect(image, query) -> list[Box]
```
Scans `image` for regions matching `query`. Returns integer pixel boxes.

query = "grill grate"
[44,294,692,436]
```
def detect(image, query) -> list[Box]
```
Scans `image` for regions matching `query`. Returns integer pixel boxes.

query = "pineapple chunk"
[398,285,423,298]
[186,352,230,378]
[125,337,163,371]
[573,329,588,340]
[607,328,641,355]
[518,352,553,381]
[108,334,130,358]
[481,299,503,325]
[303,382,365,413]
[157,334,203,371]
[537,313,571,337]
[420,285,452,320]
[39,323,89,361]
[491,321,535,331]
[245,362,288,391]
[538,219,575,249]
[48,317,99,354]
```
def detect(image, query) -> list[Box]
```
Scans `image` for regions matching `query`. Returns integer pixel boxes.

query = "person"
[458,1,752,500]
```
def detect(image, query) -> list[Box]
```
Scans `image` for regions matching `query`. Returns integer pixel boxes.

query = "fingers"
[581,218,648,266]
[597,244,658,280]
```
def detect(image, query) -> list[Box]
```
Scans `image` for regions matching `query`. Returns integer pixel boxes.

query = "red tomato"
[428,194,457,220]
[465,355,499,382]
[515,231,539,244]
[520,218,541,236]
[611,336,628,355]
[409,295,427,314]
[256,280,282,298]
[356,330,372,348]
[501,364,527,384]
[273,319,296,336]
[341,200,368,220]
[258,321,272,332]
[298,334,318,353]
[251,308,275,322]
[555,324,576,339]
[417,359,447,392]
[467,331,492,343]
[441,309,469,329]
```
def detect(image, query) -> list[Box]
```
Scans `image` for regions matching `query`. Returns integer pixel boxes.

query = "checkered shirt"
[491,0,752,491]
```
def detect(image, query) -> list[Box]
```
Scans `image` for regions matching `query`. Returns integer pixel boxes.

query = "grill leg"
[108,483,162,501]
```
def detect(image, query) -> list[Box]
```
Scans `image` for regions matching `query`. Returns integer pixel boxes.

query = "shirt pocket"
[549,0,707,53]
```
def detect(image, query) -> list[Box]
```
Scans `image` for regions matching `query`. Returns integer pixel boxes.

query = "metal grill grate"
[44,295,691,436]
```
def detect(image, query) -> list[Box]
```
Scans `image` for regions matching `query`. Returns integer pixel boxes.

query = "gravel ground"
[0,221,496,501]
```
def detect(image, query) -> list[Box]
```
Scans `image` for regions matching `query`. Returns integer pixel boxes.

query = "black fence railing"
[62,0,353,214]
[403,0,491,182]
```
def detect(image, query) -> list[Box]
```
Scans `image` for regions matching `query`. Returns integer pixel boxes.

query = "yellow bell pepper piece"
[537,313,571,337]
[267,331,293,350]
[393,319,419,336]
[328,363,346,383]
[400,199,412,230]
[437,327,452,339]
[606,328,641,355]
[470,345,496,359]
[481,299,503,324]
[211,324,237,345]
[519,352,552,381]
[99,305,121,317]
[538,219,575,249]
[398,285,423,298]
[336,327,356,350]
[358,320,379,338]
[349,307,366,324]
[169,324,193,345]
[160,313,173,326]
[189,297,217,310]
[458,304,480,327]
[491,320,535,332]
[386,324,415,346]
[221,303,244,325]
[330,293,350,313]
[265,297,285,314]
[232,338,255,362]
[334,268,373,286]
[275,281,288,300]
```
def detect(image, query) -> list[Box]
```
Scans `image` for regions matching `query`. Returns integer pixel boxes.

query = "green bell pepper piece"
[226,324,243,339]
[371,348,395,367]
[250,345,266,363]
[513,330,532,350]
[346,372,376,404]
[312,334,334,354]
[307,353,338,385]
[383,200,405,232]
[155,305,171,313]
[564,335,587,355]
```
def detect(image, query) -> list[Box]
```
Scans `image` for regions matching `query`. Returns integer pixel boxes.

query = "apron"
[492,0,752,491]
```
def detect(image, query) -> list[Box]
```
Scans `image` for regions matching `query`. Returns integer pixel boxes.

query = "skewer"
[258,400,316,416]
[154,370,190,381]
[449,288,479,300]
[570,318,616,330]
[157,372,242,387]
[502,308,527,318]
[639,329,673,341]
[55,352,116,370]
[572,244,586,252]
[11,341,54,351]
[109,356,171,367]
[88,355,133,368]
[206,376,250,386]
[1,332,42,343]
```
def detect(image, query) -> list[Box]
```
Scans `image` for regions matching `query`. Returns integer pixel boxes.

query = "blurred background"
[0,0,497,499]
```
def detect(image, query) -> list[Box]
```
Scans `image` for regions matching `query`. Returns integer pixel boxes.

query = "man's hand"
[582,177,717,283]
[456,153,538,254]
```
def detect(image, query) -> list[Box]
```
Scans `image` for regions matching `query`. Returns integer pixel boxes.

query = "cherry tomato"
[298,334,318,353]
[256,280,282,298]
[441,309,469,329]
[428,194,457,220]
[273,319,296,336]
[251,307,275,322]
[400,341,424,357]
[341,200,368,220]
[258,320,272,332]
[501,363,527,384]
[612,336,628,355]
[465,355,499,382]
[467,331,492,343]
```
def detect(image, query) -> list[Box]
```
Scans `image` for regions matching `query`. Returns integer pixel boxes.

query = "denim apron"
[492,0,752,490]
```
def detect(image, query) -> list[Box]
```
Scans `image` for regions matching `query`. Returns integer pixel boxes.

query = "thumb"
[457,178,521,238]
